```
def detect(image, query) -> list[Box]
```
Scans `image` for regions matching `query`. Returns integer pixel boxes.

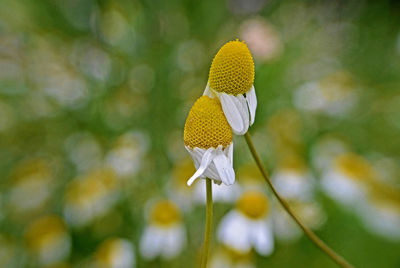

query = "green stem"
[244,132,354,268]
[201,178,213,268]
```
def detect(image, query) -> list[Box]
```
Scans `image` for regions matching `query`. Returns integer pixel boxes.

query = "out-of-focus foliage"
[0,0,399,267]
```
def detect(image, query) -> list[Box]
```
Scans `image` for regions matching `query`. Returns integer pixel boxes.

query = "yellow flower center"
[150,200,181,226]
[237,191,269,219]
[209,40,254,95]
[25,215,67,250]
[184,96,232,149]
[66,168,117,205]
[336,153,374,181]
[96,238,129,266]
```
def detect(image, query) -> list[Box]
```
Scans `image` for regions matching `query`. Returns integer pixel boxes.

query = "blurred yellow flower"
[64,168,120,227]
[94,238,136,268]
[218,190,274,256]
[25,215,71,266]
[140,199,186,260]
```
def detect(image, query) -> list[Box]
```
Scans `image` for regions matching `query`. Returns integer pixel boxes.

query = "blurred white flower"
[64,168,120,227]
[99,8,130,46]
[210,246,255,268]
[272,155,315,202]
[358,194,400,241]
[106,131,149,178]
[272,200,326,242]
[294,71,358,117]
[25,215,71,266]
[65,132,103,172]
[140,200,186,260]
[8,159,54,215]
[71,41,111,82]
[218,190,274,256]
[92,238,136,268]
[311,135,350,173]
[321,153,373,207]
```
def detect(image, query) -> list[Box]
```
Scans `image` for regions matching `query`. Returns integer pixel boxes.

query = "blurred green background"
[0,0,400,267]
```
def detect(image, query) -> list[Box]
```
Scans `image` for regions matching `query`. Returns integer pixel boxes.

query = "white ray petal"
[246,86,257,125]
[236,94,250,130]
[218,92,247,135]
[162,225,186,259]
[251,220,274,256]
[213,149,235,186]
[226,143,234,165]
[187,148,215,186]
[218,211,252,253]
[140,226,163,259]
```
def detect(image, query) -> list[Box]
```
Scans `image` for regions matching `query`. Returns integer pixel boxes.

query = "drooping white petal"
[217,211,252,253]
[250,219,274,256]
[218,92,248,135]
[213,148,235,186]
[187,147,204,168]
[236,93,250,129]
[187,148,215,186]
[246,86,257,125]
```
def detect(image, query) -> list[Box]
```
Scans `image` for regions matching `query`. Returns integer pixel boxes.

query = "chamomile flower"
[8,159,54,217]
[321,153,373,207]
[184,96,235,186]
[218,190,274,256]
[25,215,71,266]
[204,40,257,135]
[272,200,326,242]
[272,155,315,201]
[93,238,136,268]
[64,168,120,227]
[210,246,255,268]
[311,135,350,174]
[357,189,400,241]
[140,200,186,260]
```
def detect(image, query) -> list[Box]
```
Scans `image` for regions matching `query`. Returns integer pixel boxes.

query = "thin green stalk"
[201,178,213,268]
[244,132,354,268]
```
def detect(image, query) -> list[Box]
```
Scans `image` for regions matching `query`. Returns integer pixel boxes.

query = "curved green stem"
[201,178,213,268]
[244,132,354,268]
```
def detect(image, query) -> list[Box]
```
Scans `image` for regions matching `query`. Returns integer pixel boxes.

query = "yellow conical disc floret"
[237,191,269,219]
[209,40,254,95]
[184,96,232,149]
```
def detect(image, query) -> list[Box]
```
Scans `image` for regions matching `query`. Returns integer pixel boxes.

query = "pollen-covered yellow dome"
[184,96,232,149]
[237,191,269,219]
[209,40,254,95]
